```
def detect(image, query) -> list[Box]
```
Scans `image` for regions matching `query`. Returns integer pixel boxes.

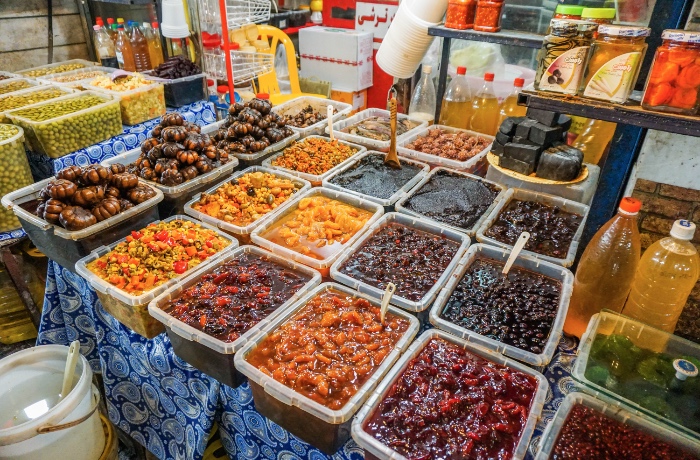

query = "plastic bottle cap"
[230,42,240,50]
[118,25,125,30]
[207,79,214,85]
[93,25,101,31]
[217,85,229,93]
[555,5,584,15]
[670,220,696,240]
[673,359,699,381]
[423,65,432,74]
[456,66,467,75]
[484,73,495,82]
[618,197,641,215]
[256,93,270,100]
[152,22,159,29]
[117,18,124,23]
[107,18,114,25]
[581,8,617,19]
[514,78,525,87]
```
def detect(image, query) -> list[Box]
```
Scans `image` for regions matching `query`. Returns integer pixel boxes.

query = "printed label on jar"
[539,46,589,94]
[583,52,642,103]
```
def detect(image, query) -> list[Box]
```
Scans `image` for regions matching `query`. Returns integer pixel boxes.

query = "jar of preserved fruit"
[445,0,477,30]
[642,30,700,114]
[554,4,584,20]
[580,25,650,103]
[474,0,504,33]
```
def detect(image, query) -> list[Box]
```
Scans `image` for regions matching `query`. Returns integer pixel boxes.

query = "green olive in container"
[5,91,123,159]
[0,125,34,232]
[0,85,74,124]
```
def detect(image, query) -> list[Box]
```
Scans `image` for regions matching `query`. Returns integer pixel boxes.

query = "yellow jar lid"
[581,8,616,19]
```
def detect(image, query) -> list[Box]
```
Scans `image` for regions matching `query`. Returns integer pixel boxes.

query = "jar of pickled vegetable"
[535,19,594,95]
[580,25,650,103]
[445,0,476,30]
[642,30,700,115]
[474,1,504,33]
[554,4,584,20]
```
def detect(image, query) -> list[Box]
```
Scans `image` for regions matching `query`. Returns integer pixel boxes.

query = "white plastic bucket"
[0,345,105,460]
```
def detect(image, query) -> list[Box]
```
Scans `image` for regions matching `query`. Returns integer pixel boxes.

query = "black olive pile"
[213,98,295,155]
[127,113,231,187]
[36,164,158,231]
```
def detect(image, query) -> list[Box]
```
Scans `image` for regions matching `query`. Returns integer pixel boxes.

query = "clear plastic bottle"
[143,22,164,68]
[408,65,437,125]
[106,18,117,42]
[570,119,617,164]
[622,219,700,333]
[129,22,152,71]
[115,25,136,71]
[93,25,118,68]
[564,197,642,338]
[439,66,472,129]
[470,72,500,135]
[499,77,526,124]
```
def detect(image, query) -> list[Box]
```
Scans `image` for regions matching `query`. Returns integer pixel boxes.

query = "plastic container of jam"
[395,167,507,237]
[430,243,574,367]
[572,310,700,441]
[233,282,420,454]
[352,329,549,460]
[535,392,700,460]
[642,30,700,115]
[476,188,589,267]
[148,245,321,388]
[445,0,477,30]
[553,4,584,20]
[473,0,505,33]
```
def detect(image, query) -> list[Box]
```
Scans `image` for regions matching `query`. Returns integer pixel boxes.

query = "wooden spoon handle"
[389,97,397,156]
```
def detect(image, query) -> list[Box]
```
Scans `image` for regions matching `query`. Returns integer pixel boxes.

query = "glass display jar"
[580,25,650,103]
[445,0,477,30]
[554,4,584,20]
[580,7,616,25]
[473,1,504,33]
[642,30,700,115]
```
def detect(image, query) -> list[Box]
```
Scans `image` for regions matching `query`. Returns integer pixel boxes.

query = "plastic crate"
[183,166,311,243]
[0,125,34,232]
[75,215,238,338]
[262,135,366,186]
[475,188,590,267]
[1,178,163,271]
[323,151,430,212]
[17,59,97,78]
[233,282,420,454]
[5,91,122,158]
[271,96,352,138]
[0,78,41,96]
[351,329,549,460]
[0,85,74,124]
[148,245,321,387]
[429,243,574,367]
[144,72,206,107]
[397,125,494,172]
[89,80,166,125]
[330,212,469,321]
[328,108,428,152]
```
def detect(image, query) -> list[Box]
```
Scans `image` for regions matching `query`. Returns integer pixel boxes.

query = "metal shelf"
[518,90,700,138]
[428,25,545,49]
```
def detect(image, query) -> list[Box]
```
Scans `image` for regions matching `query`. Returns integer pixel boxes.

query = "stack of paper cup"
[377,0,446,78]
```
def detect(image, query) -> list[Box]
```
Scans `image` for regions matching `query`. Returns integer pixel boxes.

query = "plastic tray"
[101,121,239,217]
[250,187,384,277]
[271,96,353,138]
[327,108,428,151]
[397,125,494,172]
[89,79,166,125]
[351,329,549,460]
[262,135,366,186]
[17,59,97,78]
[1,177,163,271]
[148,245,321,387]
[331,212,469,320]
[183,166,311,243]
[5,91,122,158]
[475,188,590,267]
[0,71,20,80]
[323,151,430,211]
[235,130,301,167]
[37,66,118,89]
[429,243,573,367]
[395,167,507,237]
[75,215,238,338]
[143,72,206,107]
[0,85,75,124]
[0,78,41,96]
[535,392,700,459]
[233,282,420,454]
[0,125,34,232]
[572,310,700,441]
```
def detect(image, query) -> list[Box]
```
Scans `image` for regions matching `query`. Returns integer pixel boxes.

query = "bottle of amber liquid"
[439,66,473,129]
[115,24,136,71]
[470,72,500,136]
[499,77,526,124]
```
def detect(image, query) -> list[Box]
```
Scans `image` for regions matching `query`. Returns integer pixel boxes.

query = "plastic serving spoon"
[60,340,81,401]
[502,232,530,276]
[380,282,397,325]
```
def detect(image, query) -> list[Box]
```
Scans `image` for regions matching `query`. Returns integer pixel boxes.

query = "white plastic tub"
[183,166,311,243]
[429,243,574,367]
[397,124,494,172]
[0,85,74,124]
[0,78,41,96]
[36,67,118,89]
[330,212,469,320]
[476,188,590,267]
[271,96,352,138]
[148,245,321,387]
[18,59,97,78]
[328,108,428,151]
[233,282,420,454]
[351,329,549,460]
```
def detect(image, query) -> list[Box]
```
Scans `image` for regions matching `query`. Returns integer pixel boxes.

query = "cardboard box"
[300,26,374,92]
[331,89,368,115]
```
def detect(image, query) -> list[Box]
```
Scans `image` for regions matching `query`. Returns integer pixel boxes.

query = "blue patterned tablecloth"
[38,260,578,460]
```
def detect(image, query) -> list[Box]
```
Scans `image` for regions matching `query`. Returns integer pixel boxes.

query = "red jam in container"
[445,0,476,30]
[474,1,504,33]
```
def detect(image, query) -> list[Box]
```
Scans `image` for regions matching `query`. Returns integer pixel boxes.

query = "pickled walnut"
[552,404,698,460]
[441,258,561,354]
[485,199,582,259]
[365,338,538,460]
[246,289,410,410]
[271,137,359,177]
[262,196,373,260]
[339,223,460,302]
[166,253,312,342]
[405,128,491,162]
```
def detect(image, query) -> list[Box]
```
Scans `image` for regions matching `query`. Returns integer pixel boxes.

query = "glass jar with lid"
[554,4,584,20]
[642,30,700,115]
[579,24,650,103]
[580,7,616,25]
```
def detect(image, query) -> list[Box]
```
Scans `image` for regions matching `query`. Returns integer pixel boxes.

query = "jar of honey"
[642,30,700,115]
[445,0,477,30]
[554,4,584,20]
[474,1,504,33]
[579,25,650,103]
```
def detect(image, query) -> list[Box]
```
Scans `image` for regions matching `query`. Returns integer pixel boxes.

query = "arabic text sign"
[355,2,398,40]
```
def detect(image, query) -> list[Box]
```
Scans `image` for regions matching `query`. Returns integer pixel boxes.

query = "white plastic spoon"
[380,282,397,325]
[502,232,530,276]
[60,340,81,401]
[327,105,335,140]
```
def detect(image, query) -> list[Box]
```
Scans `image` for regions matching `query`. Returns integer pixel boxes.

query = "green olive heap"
[0,124,34,231]
[0,87,68,123]
[20,62,87,78]
[0,80,33,96]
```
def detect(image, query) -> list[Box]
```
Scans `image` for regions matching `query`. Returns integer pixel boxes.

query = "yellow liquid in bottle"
[571,119,617,165]
[440,99,472,129]
[498,94,526,124]
[470,96,500,136]
[147,37,164,68]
